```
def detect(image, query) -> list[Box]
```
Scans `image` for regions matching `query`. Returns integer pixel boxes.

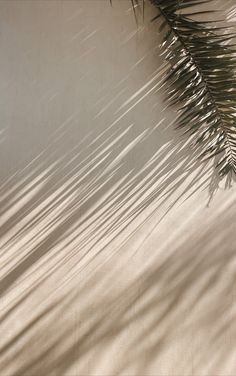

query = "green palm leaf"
[132,0,236,178]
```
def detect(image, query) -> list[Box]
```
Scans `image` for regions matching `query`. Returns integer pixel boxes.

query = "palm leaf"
[131,0,236,178]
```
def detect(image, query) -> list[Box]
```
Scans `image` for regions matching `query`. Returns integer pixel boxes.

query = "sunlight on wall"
[0,1,236,375]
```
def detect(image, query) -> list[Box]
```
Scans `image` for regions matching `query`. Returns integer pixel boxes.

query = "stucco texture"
[0,1,236,375]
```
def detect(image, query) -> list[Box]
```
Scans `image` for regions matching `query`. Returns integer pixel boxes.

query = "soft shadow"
[0,1,233,375]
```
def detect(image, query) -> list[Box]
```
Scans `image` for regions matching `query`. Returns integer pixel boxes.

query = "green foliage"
[133,0,236,178]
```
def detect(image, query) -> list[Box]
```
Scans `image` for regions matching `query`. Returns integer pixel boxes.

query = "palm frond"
[154,0,236,177]
[133,0,236,178]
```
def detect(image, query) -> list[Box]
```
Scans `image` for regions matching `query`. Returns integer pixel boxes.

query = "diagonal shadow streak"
[0,0,222,300]
[0,1,234,375]
[0,194,235,375]
[0,102,215,298]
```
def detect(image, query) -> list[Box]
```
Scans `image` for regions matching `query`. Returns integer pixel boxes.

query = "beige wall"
[0,1,236,375]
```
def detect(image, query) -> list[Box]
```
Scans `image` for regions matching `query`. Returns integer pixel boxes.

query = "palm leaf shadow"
[1,193,236,375]
[0,0,234,374]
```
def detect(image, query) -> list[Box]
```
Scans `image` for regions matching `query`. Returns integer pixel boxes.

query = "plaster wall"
[0,1,236,375]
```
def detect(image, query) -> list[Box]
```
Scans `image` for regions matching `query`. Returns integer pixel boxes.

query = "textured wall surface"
[0,1,236,375]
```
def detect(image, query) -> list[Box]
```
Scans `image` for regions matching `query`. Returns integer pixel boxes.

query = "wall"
[0,1,236,375]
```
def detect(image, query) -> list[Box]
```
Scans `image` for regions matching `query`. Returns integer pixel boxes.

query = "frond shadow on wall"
[0,0,235,375]
[1,193,236,375]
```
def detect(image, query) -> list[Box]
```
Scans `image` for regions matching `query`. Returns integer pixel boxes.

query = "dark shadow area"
[0,194,235,375]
